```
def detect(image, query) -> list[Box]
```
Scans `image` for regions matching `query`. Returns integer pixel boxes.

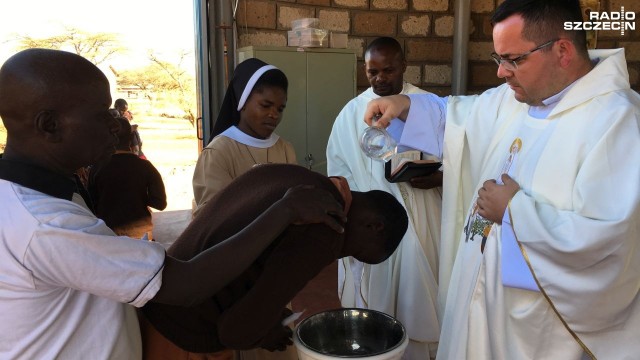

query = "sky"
[0,0,196,70]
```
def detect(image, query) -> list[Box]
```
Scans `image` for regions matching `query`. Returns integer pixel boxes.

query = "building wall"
[235,0,640,95]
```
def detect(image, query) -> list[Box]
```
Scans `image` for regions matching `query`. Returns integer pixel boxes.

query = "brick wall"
[235,0,640,95]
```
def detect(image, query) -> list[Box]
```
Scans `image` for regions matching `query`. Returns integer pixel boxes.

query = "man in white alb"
[327,36,443,359]
[364,1,640,359]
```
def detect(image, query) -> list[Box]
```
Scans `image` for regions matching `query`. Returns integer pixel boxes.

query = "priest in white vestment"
[327,37,443,359]
[363,2,640,359]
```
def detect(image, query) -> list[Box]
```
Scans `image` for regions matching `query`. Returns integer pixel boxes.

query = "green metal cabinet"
[237,46,357,175]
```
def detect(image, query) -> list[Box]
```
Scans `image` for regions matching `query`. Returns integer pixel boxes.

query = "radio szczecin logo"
[564,6,636,35]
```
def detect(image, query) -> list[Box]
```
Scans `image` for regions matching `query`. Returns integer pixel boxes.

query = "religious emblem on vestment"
[463,137,523,252]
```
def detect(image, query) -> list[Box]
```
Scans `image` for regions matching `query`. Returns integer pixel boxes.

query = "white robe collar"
[360,82,419,101]
[529,51,611,119]
[549,48,629,117]
[529,81,576,119]
[219,126,280,148]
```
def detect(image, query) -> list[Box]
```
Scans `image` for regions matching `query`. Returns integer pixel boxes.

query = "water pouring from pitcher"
[359,113,397,162]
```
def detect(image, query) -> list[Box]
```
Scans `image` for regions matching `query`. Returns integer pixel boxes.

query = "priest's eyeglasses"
[490,39,558,71]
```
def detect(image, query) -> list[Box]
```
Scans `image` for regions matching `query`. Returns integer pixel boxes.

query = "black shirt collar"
[0,159,77,201]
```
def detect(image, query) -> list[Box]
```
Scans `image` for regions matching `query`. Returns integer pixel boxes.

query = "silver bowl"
[295,308,407,358]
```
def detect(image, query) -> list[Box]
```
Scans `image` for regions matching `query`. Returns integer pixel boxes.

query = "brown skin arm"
[217,225,337,350]
[410,170,443,190]
[152,186,346,306]
[476,174,520,223]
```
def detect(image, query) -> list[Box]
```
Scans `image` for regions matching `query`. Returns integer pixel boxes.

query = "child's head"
[343,190,408,264]
[211,59,288,139]
[114,98,128,114]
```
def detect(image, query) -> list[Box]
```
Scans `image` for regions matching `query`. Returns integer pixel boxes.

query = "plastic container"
[287,31,300,47]
[288,28,328,48]
[292,18,320,30]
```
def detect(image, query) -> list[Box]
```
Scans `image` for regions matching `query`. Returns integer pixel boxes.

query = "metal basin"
[294,308,408,359]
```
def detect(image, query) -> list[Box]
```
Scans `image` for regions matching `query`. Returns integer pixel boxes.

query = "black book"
[384,151,441,183]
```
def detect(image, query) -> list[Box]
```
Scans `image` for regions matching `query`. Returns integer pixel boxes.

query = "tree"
[117,51,196,126]
[16,27,123,65]
[15,28,196,127]
[149,51,196,126]
[117,65,162,93]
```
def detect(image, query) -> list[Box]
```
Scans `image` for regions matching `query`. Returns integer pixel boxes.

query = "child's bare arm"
[153,186,345,306]
[216,225,339,349]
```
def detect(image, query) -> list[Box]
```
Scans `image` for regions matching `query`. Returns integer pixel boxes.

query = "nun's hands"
[279,185,346,233]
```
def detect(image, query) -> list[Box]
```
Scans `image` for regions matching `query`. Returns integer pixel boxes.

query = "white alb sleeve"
[399,93,447,159]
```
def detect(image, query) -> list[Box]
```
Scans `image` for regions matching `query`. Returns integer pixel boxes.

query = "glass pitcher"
[359,115,397,162]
